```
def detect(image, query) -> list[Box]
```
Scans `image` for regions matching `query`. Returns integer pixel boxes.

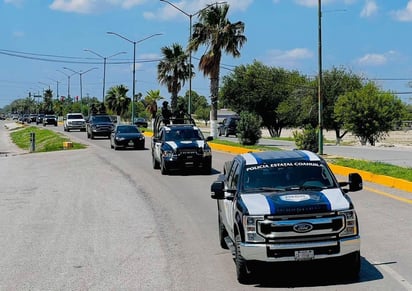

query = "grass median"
[10,126,86,152]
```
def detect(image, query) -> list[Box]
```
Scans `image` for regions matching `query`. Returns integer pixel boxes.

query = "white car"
[64,113,86,132]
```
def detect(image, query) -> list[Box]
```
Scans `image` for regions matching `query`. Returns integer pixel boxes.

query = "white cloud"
[266,48,313,68]
[294,0,357,8]
[154,0,252,21]
[357,53,387,66]
[391,1,412,22]
[294,0,335,8]
[4,0,24,7]
[360,0,378,18]
[49,0,146,14]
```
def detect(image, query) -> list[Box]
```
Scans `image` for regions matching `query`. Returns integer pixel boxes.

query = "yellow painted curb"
[329,164,412,193]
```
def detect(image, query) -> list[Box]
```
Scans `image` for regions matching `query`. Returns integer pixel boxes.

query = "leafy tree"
[181,90,208,115]
[321,66,363,144]
[335,82,406,145]
[220,60,307,137]
[189,3,246,138]
[194,106,210,126]
[157,43,192,112]
[237,111,262,145]
[105,85,131,118]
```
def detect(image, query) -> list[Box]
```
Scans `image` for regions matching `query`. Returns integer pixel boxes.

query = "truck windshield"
[242,162,336,192]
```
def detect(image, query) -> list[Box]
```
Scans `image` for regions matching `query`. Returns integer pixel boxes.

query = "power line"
[0,48,160,65]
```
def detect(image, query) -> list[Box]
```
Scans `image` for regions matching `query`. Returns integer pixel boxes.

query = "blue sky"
[1,0,412,109]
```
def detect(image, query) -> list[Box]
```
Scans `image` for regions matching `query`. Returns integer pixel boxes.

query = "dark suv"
[218,115,240,137]
[86,114,115,139]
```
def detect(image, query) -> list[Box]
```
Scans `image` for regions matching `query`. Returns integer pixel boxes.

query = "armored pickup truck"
[210,150,363,283]
[151,114,213,175]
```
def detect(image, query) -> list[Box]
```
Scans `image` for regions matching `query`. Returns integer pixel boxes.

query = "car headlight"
[243,215,265,242]
[338,210,358,237]
[116,137,126,141]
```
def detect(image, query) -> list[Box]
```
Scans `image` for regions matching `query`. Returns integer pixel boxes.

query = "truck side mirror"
[211,180,225,199]
[349,173,363,192]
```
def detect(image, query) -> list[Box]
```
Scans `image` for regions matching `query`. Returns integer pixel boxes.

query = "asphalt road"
[1,121,412,290]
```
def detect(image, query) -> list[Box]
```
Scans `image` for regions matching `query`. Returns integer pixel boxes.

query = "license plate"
[186,155,193,159]
[128,141,134,146]
[295,250,314,261]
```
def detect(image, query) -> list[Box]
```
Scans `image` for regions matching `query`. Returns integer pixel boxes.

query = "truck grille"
[258,213,345,240]
[177,148,201,155]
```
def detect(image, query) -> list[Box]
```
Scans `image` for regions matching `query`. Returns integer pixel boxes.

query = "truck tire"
[160,158,168,175]
[202,162,212,175]
[152,154,160,169]
[235,233,253,284]
[342,251,361,281]
[218,216,229,249]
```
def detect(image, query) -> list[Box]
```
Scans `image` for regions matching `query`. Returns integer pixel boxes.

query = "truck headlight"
[162,150,175,159]
[203,148,212,157]
[243,215,265,242]
[338,210,358,237]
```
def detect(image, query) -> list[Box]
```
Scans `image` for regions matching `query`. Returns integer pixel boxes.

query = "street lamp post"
[159,1,226,116]
[107,32,162,122]
[84,49,127,102]
[57,69,76,100]
[318,0,323,155]
[63,67,97,102]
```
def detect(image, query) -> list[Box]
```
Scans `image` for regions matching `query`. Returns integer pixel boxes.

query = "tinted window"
[93,116,112,122]
[242,163,336,191]
[165,128,203,141]
[68,114,83,119]
[117,126,139,133]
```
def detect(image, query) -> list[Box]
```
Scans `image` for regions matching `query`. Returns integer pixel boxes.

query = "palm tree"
[105,85,131,119]
[144,89,164,130]
[43,88,54,113]
[157,43,192,113]
[188,3,246,138]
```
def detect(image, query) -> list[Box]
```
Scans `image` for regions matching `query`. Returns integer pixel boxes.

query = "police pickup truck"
[151,114,213,175]
[210,150,363,284]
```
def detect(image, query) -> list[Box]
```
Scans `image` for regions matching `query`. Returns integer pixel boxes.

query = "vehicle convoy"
[86,114,114,139]
[210,150,363,283]
[64,113,86,132]
[151,113,213,175]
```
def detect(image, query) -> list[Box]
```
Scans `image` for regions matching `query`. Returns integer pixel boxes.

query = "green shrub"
[293,125,319,153]
[237,111,262,145]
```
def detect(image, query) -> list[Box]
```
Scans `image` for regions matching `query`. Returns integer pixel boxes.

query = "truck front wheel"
[218,216,229,250]
[235,233,253,284]
[341,251,361,281]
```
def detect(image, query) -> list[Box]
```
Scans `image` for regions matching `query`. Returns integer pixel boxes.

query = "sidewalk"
[0,121,27,156]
